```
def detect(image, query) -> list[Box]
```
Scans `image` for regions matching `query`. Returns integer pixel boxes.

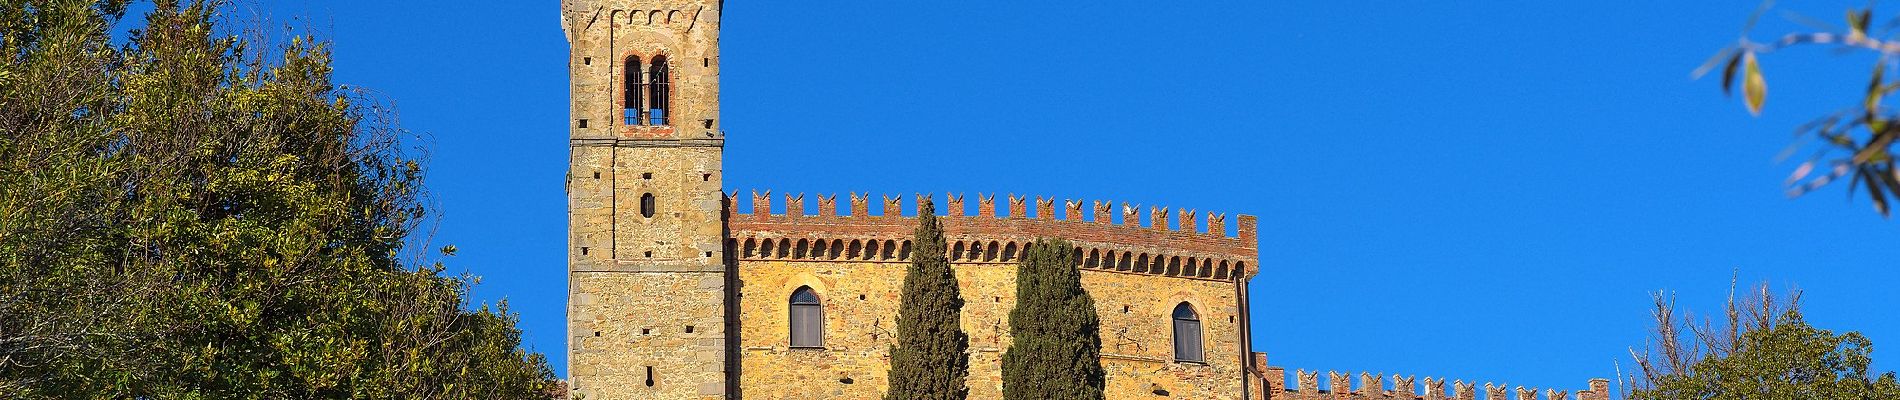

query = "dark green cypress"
[885,199,970,400]
[1001,238,1106,400]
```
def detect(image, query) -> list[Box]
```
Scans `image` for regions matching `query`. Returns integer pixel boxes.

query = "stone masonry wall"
[564,1,728,399]
[570,272,727,399]
[728,192,1258,399]
[733,259,1246,399]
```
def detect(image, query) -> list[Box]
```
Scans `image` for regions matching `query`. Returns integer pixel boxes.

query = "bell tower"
[562,1,726,399]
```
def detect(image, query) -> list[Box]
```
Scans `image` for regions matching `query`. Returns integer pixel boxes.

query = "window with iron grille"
[648,56,669,126]
[624,56,644,126]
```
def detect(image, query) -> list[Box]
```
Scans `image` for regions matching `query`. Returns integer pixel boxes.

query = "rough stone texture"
[565,1,728,399]
[732,258,1244,399]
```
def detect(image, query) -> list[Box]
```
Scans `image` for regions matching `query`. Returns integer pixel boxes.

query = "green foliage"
[1000,239,1104,400]
[1703,3,1900,216]
[884,199,970,400]
[1628,285,1900,400]
[0,0,556,398]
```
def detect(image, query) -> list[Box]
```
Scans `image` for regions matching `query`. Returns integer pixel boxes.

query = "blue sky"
[236,0,1900,392]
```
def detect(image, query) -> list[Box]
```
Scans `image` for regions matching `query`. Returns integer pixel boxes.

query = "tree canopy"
[0,0,556,398]
[884,199,970,400]
[1628,284,1900,400]
[1000,238,1105,400]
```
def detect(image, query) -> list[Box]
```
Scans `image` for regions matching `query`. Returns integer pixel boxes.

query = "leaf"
[1743,52,1767,115]
[1864,170,1890,217]
[1722,52,1745,96]
[1868,63,1886,111]
[1848,9,1874,42]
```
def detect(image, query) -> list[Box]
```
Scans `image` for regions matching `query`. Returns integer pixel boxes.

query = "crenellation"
[1424,377,1447,400]
[1036,196,1056,220]
[1065,199,1084,221]
[1093,200,1113,224]
[1486,382,1506,400]
[1329,371,1350,397]
[978,193,997,218]
[1361,372,1383,397]
[1238,214,1259,243]
[946,193,966,216]
[1151,206,1171,231]
[1208,213,1227,237]
[1121,202,1141,227]
[916,193,935,216]
[850,192,869,216]
[1456,380,1476,400]
[784,193,805,216]
[1395,375,1416,398]
[817,193,837,217]
[883,193,902,217]
[1007,194,1027,219]
[751,190,770,216]
[1180,208,1198,233]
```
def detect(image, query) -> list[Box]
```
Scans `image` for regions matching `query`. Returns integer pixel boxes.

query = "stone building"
[559,2,1605,399]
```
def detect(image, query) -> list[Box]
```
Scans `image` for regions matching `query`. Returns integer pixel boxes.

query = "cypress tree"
[884,199,970,400]
[1001,239,1106,400]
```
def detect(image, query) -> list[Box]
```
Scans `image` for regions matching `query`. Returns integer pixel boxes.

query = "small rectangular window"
[578,119,588,128]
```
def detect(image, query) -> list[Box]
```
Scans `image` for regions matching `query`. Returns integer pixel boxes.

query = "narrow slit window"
[1172,302,1204,363]
[789,286,824,347]
[640,193,656,218]
[648,56,670,125]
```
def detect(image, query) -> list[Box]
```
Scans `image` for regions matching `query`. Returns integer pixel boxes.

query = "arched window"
[1172,302,1204,363]
[647,56,670,125]
[624,56,643,126]
[640,193,656,218]
[789,287,823,347]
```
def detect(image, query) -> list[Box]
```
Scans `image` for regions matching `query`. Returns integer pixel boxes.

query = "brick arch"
[1215,260,1230,280]
[743,238,757,258]
[829,239,844,260]
[1085,249,1100,268]
[1117,251,1132,271]
[776,238,791,259]
[1199,259,1214,278]
[951,241,964,261]
[985,241,1000,262]
[899,240,913,261]
[1002,242,1019,262]
[883,239,897,260]
[1166,256,1182,277]
[794,239,809,259]
[1134,253,1150,273]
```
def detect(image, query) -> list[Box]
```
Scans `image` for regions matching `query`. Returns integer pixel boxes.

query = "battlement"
[725,191,1259,281]
[1252,355,1611,400]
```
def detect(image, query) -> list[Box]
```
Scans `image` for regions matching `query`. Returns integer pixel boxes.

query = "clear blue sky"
[238,0,1898,392]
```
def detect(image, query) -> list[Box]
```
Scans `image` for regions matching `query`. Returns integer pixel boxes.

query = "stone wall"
[731,258,1247,399]
[564,1,729,399]
[570,272,727,399]
[728,192,1258,399]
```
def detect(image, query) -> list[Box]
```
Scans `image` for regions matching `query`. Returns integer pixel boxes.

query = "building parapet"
[1251,354,1610,400]
[726,191,1259,281]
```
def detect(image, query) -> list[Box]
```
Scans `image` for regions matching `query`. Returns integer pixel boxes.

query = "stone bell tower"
[561,1,726,399]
